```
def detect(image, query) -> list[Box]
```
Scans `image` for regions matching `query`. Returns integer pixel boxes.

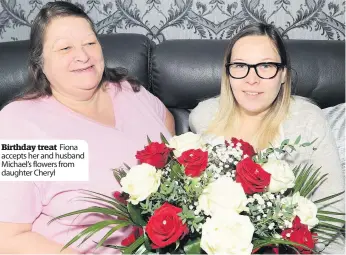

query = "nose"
[74,47,90,63]
[245,67,259,85]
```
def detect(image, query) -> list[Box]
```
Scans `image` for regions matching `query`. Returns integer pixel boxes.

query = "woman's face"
[229,35,286,116]
[42,16,104,97]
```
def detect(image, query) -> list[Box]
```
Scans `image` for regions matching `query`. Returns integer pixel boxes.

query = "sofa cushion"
[0,33,153,109]
[322,103,345,175]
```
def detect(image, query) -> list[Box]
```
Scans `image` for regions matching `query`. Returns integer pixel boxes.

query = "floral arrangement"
[50,133,345,254]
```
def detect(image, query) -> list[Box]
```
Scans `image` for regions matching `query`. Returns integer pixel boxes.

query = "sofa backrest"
[0,33,344,135]
[0,33,152,108]
[151,39,345,134]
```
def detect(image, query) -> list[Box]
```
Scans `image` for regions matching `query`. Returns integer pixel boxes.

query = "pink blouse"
[0,81,171,254]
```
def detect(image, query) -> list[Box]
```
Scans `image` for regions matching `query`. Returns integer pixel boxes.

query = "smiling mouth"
[244,91,263,96]
[72,65,94,72]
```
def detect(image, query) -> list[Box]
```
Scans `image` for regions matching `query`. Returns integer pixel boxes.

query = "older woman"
[0,1,174,254]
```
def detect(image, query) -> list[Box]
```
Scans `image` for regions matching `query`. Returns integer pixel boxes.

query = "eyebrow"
[51,33,96,48]
[232,58,245,62]
[231,58,279,62]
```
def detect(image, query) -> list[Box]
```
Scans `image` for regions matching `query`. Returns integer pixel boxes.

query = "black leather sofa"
[0,33,345,135]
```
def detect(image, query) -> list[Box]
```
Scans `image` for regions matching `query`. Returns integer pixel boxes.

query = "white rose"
[168,132,205,157]
[201,212,254,255]
[295,195,319,229]
[281,192,300,206]
[120,163,161,205]
[262,159,295,193]
[281,192,319,229]
[198,176,248,216]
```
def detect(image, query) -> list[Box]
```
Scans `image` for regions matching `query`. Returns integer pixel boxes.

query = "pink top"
[0,81,171,254]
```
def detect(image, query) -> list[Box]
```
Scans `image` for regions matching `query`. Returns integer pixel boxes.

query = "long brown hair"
[20,1,140,100]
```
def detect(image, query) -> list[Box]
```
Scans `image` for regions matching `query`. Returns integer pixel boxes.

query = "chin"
[239,104,269,116]
[74,78,102,90]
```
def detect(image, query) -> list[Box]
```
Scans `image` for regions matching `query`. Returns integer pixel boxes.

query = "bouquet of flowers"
[50,132,345,254]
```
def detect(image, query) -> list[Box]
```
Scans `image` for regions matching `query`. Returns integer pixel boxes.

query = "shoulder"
[189,96,220,133]
[0,99,45,138]
[109,81,153,100]
[0,99,40,120]
[288,96,326,123]
[284,96,329,140]
[109,81,167,121]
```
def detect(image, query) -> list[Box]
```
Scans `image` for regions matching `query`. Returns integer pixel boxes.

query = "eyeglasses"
[225,62,285,79]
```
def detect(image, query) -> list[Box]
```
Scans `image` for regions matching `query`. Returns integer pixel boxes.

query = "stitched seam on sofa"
[147,39,153,92]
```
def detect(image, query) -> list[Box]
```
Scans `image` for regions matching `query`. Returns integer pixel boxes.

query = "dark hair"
[225,23,291,77]
[22,1,140,100]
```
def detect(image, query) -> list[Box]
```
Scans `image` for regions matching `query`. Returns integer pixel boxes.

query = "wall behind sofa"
[0,0,344,43]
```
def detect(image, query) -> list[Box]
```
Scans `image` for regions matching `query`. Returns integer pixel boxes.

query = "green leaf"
[194,216,204,223]
[134,243,148,254]
[305,173,328,197]
[313,229,342,238]
[160,132,169,145]
[299,168,321,197]
[171,162,183,180]
[143,233,152,252]
[48,207,130,225]
[123,163,131,170]
[294,135,301,145]
[280,139,290,149]
[314,222,344,231]
[113,168,127,184]
[275,148,285,154]
[60,220,122,251]
[98,243,125,250]
[74,199,129,220]
[174,240,180,251]
[265,148,274,154]
[184,238,201,254]
[123,235,145,254]
[292,164,301,176]
[293,164,314,192]
[96,222,131,248]
[287,144,296,152]
[317,215,345,224]
[300,138,318,147]
[252,238,314,253]
[147,135,152,144]
[318,210,345,216]
[80,189,123,202]
[83,190,128,215]
[77,196,129,218]
[128,203,147,226]
[314,191,345,204]
[316,236,337,244]
[160,181,175,195]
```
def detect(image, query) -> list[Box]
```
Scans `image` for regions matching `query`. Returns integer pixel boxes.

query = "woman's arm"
[165,109,175,136]
[0,222,78,254]
[296,108,345,254]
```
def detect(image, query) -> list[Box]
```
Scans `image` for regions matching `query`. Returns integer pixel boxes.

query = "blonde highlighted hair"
[206,23,292,151]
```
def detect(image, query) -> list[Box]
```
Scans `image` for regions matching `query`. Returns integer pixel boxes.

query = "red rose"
[121,226,144,246]
[281,216,318,254]
[177,149,208,177]
[136,142,172,168]
[235,157,271,194]
[230,138,256,158]
[146,202,188,249]
[112,191,128,205]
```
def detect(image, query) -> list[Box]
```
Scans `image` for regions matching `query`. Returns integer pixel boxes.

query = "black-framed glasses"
[225,62,285,79]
